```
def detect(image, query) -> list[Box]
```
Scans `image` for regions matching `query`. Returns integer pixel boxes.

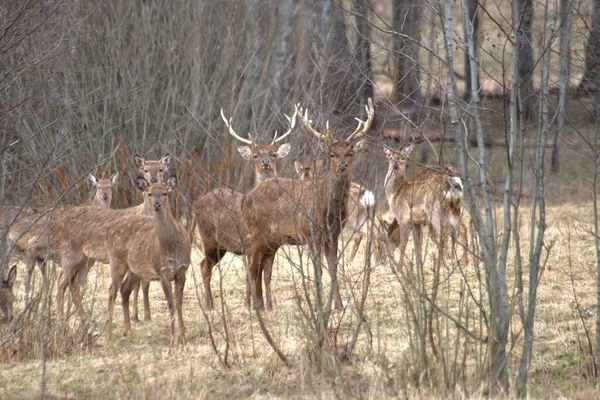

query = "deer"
[295,160,376,261]
[194,107,297,310]
[241,98,374,310]
[105,177,190,344]
[2,172,119,304]
[382,145,468,271]
[129,153,172,322]
[0,265,17,323]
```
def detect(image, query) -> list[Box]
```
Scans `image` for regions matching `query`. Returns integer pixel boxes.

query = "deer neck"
[255,169,276,185]
[384,164,406,205]
[323,171,351,223]
[153,208,180,249]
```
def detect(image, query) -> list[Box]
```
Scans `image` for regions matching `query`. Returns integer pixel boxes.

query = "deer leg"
[454,222,469,264]
[324,241,343,310]
[24,254,36,305]
[57,251,86,320]
[142,280,151,321]
[131,277,141,323]
[349,234,363,262]
[120,272,139,336]
[413,224,424,270]
[159,274,177,345]
[397,221,410,271]
[262,251,277,311]
[247,247,265,310]
[174,268,186,345]
[200,247,225,310]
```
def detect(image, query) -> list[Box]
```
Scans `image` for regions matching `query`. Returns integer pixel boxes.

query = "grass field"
[0,196,599,398]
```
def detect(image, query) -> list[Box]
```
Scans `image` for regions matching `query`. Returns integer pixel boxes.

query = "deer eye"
[163,192,168,196]
[159,169,163,173]
[148,193,152,197]
[330,154,335,158]
[349,153,354,157]
[253,154,258,159]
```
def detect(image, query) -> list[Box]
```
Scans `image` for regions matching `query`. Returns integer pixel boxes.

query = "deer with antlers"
[241,99,374,310]
[295,160,376,262]
[193,107,297,309]
[1,172,120,304]
[382,145,468,270]
[128,153,172,322]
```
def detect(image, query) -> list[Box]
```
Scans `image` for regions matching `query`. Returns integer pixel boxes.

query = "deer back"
[194,188,246,255]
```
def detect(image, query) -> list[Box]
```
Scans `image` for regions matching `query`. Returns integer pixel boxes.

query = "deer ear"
[166,176,178,192]
[161,154,172,168]
[382,146,391,157]
[5,265,17,288]
[315,159,324,172]
[276,143,291,159]
[89,174,98,186]
[237,146,253,160]
[135,177,149,192]
[133,154,145,169]
[111,172,120,185]
[353,139,365,152]
[402,145,414,158]
[294,161,303,176]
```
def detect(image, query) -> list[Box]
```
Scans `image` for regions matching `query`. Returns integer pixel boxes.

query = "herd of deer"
[0,98,469,345]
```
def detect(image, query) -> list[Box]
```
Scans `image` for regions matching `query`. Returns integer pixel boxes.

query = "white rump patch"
[360,190,375,207]
[452,176,464,192]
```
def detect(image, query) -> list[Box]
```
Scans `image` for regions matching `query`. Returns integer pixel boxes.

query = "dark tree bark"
[515,0,535,120]
[314,1,359,113]
[392,0,421,107]
[463,0,480,100]
[353,0,373,101]
[272,0,297,130]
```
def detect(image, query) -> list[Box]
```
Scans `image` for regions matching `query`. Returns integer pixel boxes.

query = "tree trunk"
[551,0,572,172]
[392,0,421,106]
[353,0,373,101]
[463,0,480,100]
[579,0,600,94]
[317,1,358,113]
[515,0,535,120]
[272,0,297,135]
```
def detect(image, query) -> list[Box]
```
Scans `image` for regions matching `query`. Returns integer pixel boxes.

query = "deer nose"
[261,159,270,167]
[150,177,158,183]
[102,193,109,200]
[338,161,347,172]
[153,201,162,211]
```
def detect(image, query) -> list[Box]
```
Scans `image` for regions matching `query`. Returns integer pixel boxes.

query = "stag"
[382,145,468,270]
[241,98,374,310]
[193,107,297,309]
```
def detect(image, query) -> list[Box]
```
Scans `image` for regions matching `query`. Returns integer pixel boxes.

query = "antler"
[271,104,298,144]
[347,97,375,142]
[297,104,331,142]
[220,109,254,145]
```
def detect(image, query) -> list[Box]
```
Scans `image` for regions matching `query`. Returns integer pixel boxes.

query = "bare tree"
[392,0,421,106]
[352,0,374,101]
[580,0,600,117]
[515,0,535,119]
[552,0,573,172]
[272,0,297,119]
[463,0,480,100]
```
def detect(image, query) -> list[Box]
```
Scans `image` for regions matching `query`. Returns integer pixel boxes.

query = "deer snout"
[150,177,158,184]
[261,159,271,169]
[338,160,348,172]
[102,193,109,201]
[153,200,162,211]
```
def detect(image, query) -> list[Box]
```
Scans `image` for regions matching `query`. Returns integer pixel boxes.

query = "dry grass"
[0,200,598,399]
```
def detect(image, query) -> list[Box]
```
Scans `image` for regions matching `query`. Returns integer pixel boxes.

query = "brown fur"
[130,153,172,322]
[105,177,190,344]
[194,142,291,310]
[0,265,17,323]
[241,139,365,310]
[2,172,119,304]
[296,161,376,261]
[383,146,468,270]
